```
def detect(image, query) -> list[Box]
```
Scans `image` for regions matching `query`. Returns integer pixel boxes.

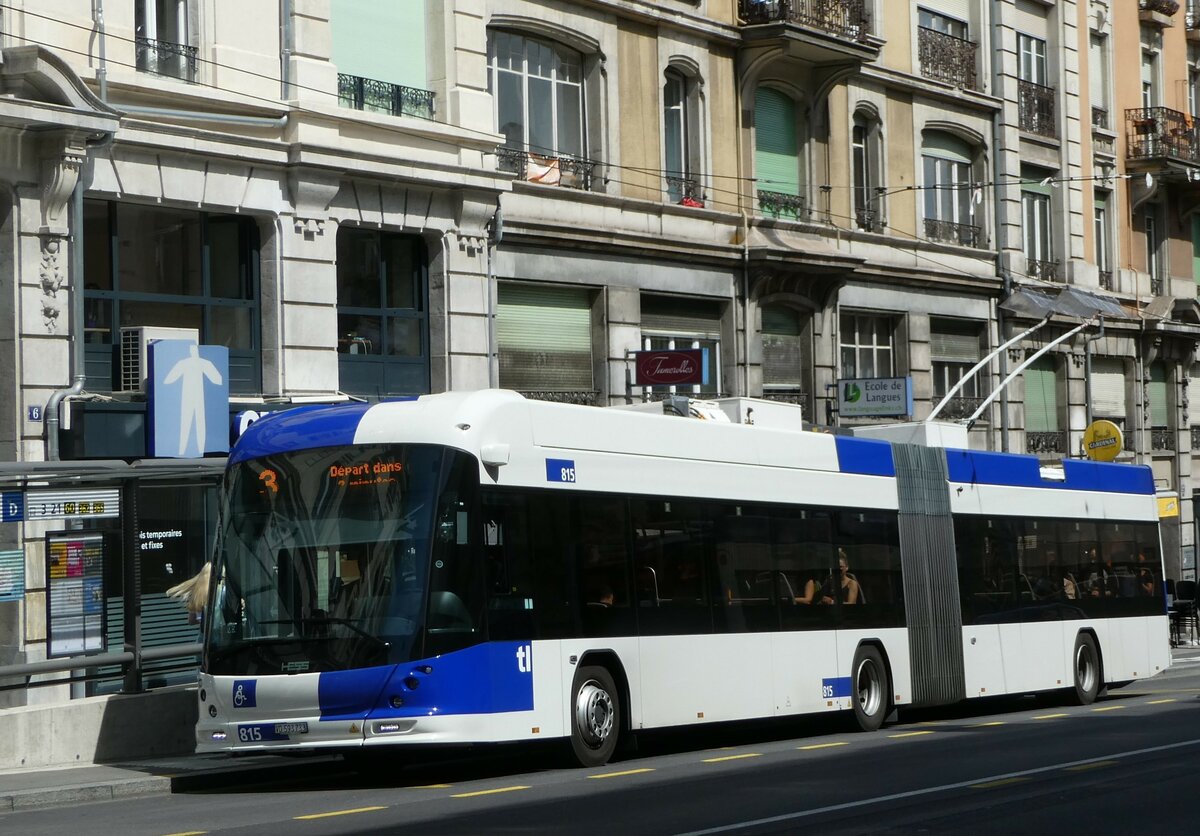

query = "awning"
[999,285,1131,320]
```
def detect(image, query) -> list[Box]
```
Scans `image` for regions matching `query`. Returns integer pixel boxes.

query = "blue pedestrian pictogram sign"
[1,492,24,523]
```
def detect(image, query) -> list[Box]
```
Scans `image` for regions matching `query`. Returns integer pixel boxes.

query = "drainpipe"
[1083,317,1105,429]
[990,0,1010,451]
[441,230,454,392]
[280,0,293,101]
[118,105,289,129]
[44,180,88,461]
[487,212,499,389]
[94,0,108,102]
[741,210,751,398]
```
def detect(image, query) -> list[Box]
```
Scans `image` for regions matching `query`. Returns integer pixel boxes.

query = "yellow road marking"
[1148,698,1177,705]
[1033,713,1069,720]
[294,807,386,820]
[888,731,934,738]
[408,784,453,789]
[703,753,762,763]
[589,768,655,779]
[1064,760,1118,772]
[161,832,207,836]
[1091,705,1125,712]
[969,721,1005,728]
[798,742,850,750]
[451,786,530,798]
[972,777,1030,790]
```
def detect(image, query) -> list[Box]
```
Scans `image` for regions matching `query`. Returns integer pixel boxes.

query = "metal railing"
[1018,79,1057,138]
[924,217,982,248]
[1189,2,1200,28]
[1140,0,1181,15]
[932,395,985,421]
[1151,273,1165,295]
[1027,430,1067,455]
[337,74,435,120]
[497,147,598,191]
[1190,425,1200,450]
[1151,426,1175,451]
[1092,106,1109,131]
[737,0,870,41]
[666,175,705,205]
[517,390,601,406]
[135,36,197,82]
[761,391,808,410]
[758,190,810,220]
[1099,269,1114,291]
[1126,106,1200,163]
[917,26,978,90]
[1026,257,1061,282]
[855,206,882,232]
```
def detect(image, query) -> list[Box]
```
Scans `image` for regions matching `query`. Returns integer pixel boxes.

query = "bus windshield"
[206,443,478,675]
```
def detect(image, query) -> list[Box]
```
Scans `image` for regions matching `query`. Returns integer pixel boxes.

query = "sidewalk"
[4,644,1200,813]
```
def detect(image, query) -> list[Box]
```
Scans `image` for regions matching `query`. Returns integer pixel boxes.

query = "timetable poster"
[47,533,105,656]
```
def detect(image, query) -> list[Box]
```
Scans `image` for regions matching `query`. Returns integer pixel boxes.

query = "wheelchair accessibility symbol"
[232,680,256,708]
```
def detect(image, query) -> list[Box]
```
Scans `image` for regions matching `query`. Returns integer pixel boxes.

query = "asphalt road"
[7,660,1200,835]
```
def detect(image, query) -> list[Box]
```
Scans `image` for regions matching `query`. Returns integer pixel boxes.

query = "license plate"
[236,722,308,743]
[274,722,309,735]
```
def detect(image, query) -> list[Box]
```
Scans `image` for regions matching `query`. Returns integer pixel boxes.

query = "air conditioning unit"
[119,326,199,393]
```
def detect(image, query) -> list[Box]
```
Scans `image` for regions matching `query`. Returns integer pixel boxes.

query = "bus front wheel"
[1072,633,1101,705]
[851,645,889,732]
[569,665,620,767]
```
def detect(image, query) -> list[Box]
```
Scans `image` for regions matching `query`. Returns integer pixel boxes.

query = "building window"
[930,319,983,419]
[1149,361,1172,451]
[135,0,196,82]
[1089,33,1109,129]
[852,111,882,231]
[335,229,429,398]
[641,295,722,397]
[1018,33,1048,85]
[664,68,703,205]
[1142,50,1159,109]
[921,132,979,247]
[761,305,806,405]
[82,200,260,393]
[917,8,977,90]
[1095,193,1112,290]
[489,31,585,160]
[497,284,594,401]
[1145,207,1164,294]
[839,313,893,379]
[1023,356,1062,454]
[1090,357,1126,434]
[1021,167,1055,281]
[755,87,806,220]
[1017,34,1054,136]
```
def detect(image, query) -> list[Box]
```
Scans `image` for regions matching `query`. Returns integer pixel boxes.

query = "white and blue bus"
[197,390,1169,766]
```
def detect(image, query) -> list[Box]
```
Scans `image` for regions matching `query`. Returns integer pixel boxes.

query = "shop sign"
[837,377,913,418]
[2,491,23,523]
[1082,420,1123,462]
[0,550,24,602]
[633,349,708,386]
[148,340,230,458]
[24,488,120,521]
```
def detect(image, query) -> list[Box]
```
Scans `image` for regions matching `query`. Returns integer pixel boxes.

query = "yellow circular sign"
[1082,420,1123,462]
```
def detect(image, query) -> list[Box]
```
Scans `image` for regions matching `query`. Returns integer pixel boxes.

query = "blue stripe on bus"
[944,449,1155,495]
[834,436,896,477]
[229,402,373,465]
[317,642,536,722]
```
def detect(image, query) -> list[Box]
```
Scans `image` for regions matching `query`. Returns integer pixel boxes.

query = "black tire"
[568,665,620,767]
[851,645,890,732]
[1072,633,1101,705]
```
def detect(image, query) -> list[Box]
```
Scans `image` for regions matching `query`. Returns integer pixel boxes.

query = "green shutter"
[641,295,722,337]
[497,284,592,391]
[930,327,980,363]
[331,1,426,90]
[921,131,972,163]
[1149,362,1169,427]
[755,88,799,196]
[1023,357,1058,432]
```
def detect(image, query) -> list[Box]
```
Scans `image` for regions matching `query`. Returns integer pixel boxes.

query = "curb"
[1,775,171,812]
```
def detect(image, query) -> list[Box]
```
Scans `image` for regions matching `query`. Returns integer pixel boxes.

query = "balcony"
[1126,107,1200,165]
[1099,270,1113,291]
[666,176,706,207]
[1140,0,1180,26]
[758,190,810,220]
[1190,425,1200,450]
[855,206,882,232]
[1151,273,1165,296]
[337,74,435,120]
[497,147,598,191]
[135,36,197,83]
[917,26,978,91]
[1151,426,1175,452]
[737,0,878,65]
[924,217,982,248]
[1027,431,1067,456]
[1189,4,1200,40]
[1092,107,1108,131]
[933,395,985,421]
[1026,257,1060,283]
[1018,79,1057,138]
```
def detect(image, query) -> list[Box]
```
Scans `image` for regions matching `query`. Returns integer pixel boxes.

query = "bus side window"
[479,496,535,641]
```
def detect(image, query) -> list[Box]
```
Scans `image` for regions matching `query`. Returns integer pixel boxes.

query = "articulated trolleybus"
[197,390,1168,766]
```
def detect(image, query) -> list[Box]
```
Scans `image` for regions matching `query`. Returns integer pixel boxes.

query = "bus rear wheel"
[1072,633,1101,705]
[851,645,889,732]
[569,665,620,767]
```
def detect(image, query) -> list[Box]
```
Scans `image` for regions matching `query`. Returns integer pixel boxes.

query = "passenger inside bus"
[821,551,861,605]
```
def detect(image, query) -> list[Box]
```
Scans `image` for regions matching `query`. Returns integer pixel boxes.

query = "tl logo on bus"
[516,644,533,674]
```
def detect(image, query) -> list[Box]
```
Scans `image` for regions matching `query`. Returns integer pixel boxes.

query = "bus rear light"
[211,731,227,741]
[373,720,416,735]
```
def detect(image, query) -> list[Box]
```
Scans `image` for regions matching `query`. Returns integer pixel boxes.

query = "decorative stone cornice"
[39,145,86,236]
[287,169,340,236]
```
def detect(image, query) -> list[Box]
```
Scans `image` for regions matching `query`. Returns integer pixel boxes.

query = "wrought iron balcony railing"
[1092,106,1109,131]
[1018,79,1057,138]
[1151,426,1175,451]
[1188,3,1200,29]
[917,26,978,90]
[518,390,600,406]
[1099,270,1113,291]
[761,391,808,410]
[924,217,982,248]
[497,147,598,191]
[1191,425,1200,450]
[855,206,882,232]
[338,74,435,120]
[737,0,870,41]
[1125,106,1200,164]
[135,36,197,82]
[933,395,985,421]
[666,175,705,205]
[1027,431,1067,455]
[1140,0,1180,15]
[758,190,810,220]
[1026,257,1061,282]
[1151,273,1165,295]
